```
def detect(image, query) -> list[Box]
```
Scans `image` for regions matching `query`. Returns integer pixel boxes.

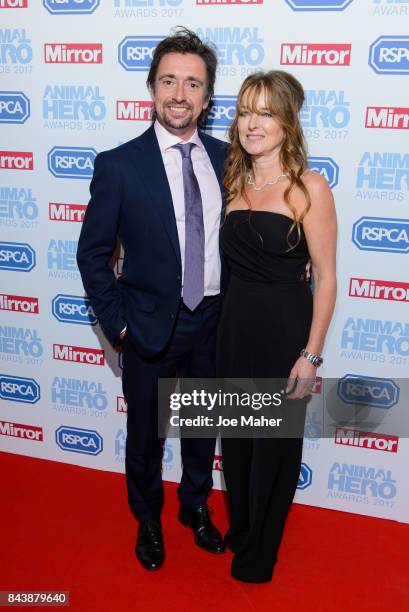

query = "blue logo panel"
[297,463,312,489]
[285,0,353,10]
[352,217,409,253]
[56,426,103,455]
[203,96,236,131]
[0,374,40,404]
[0,92,30,124]
[0,242,36,271]
[43,0,100,14]
[47,147,96,179]
[369,36,409,75]
[52,294,97,326]
[118,36,164,72]
[338,375,399,409]
[308,156,339,188]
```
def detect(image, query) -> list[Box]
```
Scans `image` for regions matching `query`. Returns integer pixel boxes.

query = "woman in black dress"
[217,71,337,583]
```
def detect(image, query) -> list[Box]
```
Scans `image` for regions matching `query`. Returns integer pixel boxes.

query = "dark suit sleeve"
[76,152,126,343]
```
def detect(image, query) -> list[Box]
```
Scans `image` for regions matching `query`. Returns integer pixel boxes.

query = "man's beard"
[162,106,195,131]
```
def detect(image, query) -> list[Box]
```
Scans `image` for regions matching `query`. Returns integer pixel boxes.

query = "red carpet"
[1,451,408,611]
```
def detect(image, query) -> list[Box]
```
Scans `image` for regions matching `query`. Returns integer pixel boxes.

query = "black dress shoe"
[135,519,165,571]
[178,505,226,554]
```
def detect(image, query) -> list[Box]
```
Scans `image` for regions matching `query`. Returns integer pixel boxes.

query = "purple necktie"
[174,143,204,311]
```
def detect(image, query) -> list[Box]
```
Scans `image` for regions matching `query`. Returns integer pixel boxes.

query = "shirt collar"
[154,120,204,153]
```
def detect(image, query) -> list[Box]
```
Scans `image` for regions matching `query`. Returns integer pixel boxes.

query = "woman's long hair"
[224,70,311,249]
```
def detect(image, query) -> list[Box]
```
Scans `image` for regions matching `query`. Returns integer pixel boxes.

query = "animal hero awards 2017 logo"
[0,29,33,75]
[43,85,106,131]
[0,187,39,230]
[0,326,43,366]
[113,0,184,19]
[47,239,79,280]
[301,90,350,141]
[340,317,409,367]
[355,151,409,202]
[327,462,397,509]
[51,376,108,419]
[372,0,409,18]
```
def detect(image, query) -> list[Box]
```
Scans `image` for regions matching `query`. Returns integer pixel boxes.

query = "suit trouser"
[122,296,220,523]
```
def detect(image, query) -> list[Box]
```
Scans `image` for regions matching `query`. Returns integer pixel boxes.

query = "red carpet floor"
[1,451,408,612]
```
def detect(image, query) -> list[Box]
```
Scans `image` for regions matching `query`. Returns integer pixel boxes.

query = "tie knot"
[173,142,195,159]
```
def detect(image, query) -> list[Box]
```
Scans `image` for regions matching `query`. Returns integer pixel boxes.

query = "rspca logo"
[47,147,96,179]
[118,36,164,71]
[0,374,40,404]
[203,96,236,131]
[337,374,399,409]
[43,0,100,14]
[43,85,106,127]
[285,0,353,10]
[56,425,103,456]
[352,217,409,253]
[52,294,97,326]
[307,157,339,188]
[0,187,38,228]
[196,27,264,67]
[328,463,397,501]
[0,29,33,66]
[52,377,107,417]
[297,463,312,489]
[0,91,29,123]
[369,36,409,75]
[340,317,409,362]
[355,152,409,203]
[0,242,35,271]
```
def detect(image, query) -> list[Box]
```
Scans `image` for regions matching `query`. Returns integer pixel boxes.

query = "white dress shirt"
[154,120,222,296]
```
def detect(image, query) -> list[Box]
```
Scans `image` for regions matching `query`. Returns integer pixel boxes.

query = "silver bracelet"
[300,349,323,368]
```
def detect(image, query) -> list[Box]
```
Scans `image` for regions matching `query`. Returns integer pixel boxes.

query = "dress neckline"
[226,209,296,223]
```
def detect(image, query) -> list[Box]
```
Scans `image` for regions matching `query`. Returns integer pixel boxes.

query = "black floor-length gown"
[217,209,313,583]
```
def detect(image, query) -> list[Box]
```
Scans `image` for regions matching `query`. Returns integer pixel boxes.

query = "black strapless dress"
[217,210,313,583]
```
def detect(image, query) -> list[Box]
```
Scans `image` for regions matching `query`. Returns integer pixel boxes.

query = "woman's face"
[237,88,285,160]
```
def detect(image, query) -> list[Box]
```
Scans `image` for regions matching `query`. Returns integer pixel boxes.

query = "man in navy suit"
[77,28,228,571]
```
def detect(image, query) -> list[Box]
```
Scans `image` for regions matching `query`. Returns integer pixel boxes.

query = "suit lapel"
[132,125,181,268]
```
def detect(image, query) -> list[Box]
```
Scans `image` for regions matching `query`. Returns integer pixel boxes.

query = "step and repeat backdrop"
[1,0,408,523]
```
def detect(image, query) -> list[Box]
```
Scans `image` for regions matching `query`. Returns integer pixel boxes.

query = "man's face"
[150,52,210,138]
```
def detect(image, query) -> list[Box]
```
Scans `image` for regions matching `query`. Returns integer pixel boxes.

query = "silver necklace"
[247,172,287,191]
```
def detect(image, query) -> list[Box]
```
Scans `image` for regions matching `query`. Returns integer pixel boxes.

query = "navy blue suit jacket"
[77,124,228,359]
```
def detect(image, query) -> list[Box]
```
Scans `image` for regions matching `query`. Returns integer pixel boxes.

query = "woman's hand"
[285,357,317,400]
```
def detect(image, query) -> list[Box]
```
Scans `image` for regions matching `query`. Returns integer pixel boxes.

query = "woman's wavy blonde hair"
[224,70,311,249]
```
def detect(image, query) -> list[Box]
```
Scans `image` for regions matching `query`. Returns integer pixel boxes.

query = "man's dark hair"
[147,27,217,98]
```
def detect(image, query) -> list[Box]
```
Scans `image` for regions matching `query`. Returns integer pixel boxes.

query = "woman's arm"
[287,172,337,398]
